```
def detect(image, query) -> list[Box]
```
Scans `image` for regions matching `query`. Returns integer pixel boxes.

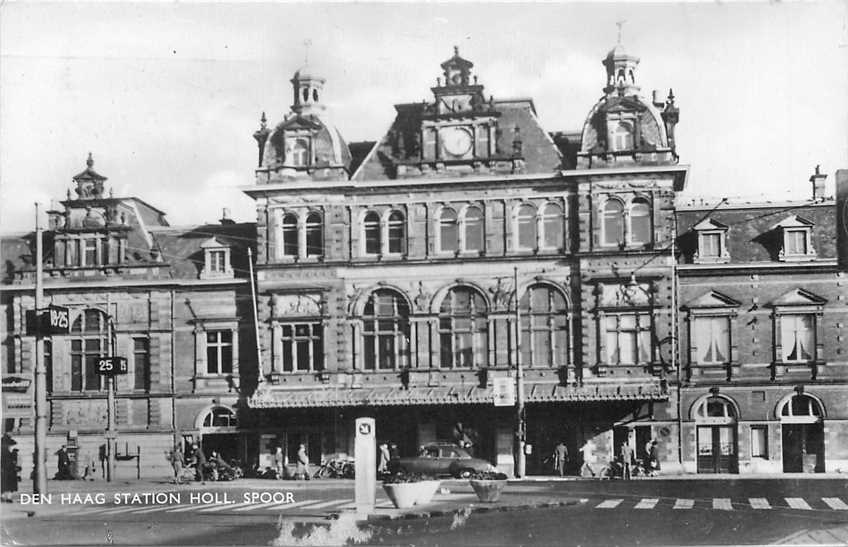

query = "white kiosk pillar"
[354,417,376,516]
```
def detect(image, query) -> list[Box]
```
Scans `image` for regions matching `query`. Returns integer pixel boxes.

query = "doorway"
[697,425,738,473]
[778,394,825,473]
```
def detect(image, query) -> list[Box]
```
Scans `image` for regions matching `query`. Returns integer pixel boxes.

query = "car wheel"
[456,469,473,479]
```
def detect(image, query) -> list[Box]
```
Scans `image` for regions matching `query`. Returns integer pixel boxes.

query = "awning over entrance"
[247,382,667,409]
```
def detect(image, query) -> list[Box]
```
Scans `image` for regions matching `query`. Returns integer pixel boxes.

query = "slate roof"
[150,223,256,279]
[676,201,836,263]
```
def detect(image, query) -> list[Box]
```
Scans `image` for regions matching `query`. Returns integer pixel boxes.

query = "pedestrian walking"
[553,441,569,477]
[1,434,19,502]
[579,440,596,478]
[273,446,285,480]
[55,445,72,480]
[170,444,185,484]
[377,442,391,475]
[648,439,660,475]
[619,437,634,480]
[190,443,207,484]
[296,444,310,480]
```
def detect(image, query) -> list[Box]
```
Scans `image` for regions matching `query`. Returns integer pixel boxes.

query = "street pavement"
[2,476,848,545]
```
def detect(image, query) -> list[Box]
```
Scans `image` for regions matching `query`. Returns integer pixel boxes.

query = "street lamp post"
[33,203,48,495]
[105,315,116,482]
[514,267,526,478]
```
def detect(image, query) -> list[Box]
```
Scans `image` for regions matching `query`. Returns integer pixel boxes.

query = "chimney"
[219,208,234,225]
[810,165,829,200]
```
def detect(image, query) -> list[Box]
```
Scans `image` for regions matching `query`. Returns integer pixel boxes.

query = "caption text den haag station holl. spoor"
[17,491,295,505]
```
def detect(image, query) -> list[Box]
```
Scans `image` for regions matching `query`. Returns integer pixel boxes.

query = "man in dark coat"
[56,445,72,480]
[553,441,569,477]
[1,434,19,501]
[190,444,207,484]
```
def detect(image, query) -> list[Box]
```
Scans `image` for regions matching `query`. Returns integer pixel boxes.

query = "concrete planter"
[382,480,441,509]
[469,479,507,502]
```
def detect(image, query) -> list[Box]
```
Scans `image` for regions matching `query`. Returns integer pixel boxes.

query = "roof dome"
[293,63,324,82]
[606,43,628,60]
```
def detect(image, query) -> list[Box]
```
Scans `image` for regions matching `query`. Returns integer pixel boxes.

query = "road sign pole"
[514,267,526,479]
[354,418,376,516]
[33,203,48,495]
[106,319,115,482]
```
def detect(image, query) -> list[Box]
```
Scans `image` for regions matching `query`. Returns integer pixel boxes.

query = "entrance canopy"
[247,382,667,409]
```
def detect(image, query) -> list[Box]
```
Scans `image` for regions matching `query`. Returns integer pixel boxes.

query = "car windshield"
[441,446,471,459]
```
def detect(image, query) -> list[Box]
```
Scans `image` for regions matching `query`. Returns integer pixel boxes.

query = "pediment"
[772,215,814,230]
[200,237,228,249]
[772,288,827,307]
[692,218,728,231]
[684,290,741,309]
[275,115,323,132]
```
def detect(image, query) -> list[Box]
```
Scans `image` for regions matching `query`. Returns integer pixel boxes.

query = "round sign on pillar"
[354,417,376,516]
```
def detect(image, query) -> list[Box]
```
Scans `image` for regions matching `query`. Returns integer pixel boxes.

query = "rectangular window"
[475,124,489,158]
[751,426,768,458]
[604,313,652,365]
[82,239,98,266]
[209,250,226,273]
[280,323,323,372]
[785,229,807,255]
[700,233,721,257]
[71,338,104,391]
[423,128,437,159]
[693,316,730,364]
[133,337,150,391]
[781,314,814,362]
[206,330,233,375]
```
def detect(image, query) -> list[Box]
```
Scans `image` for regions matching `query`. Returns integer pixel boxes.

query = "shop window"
[516,204,537,250]
[362,290,410,370]
[281,323,323,372]
[780,314,815,363]
[604,312,651,365]
[629,199,651,245]
[133,337,150,391]
[602,200,625,246]
[363,211,381,255]
[462,206,484,252]
[540,202,564,250]
[281,214,298,257]
[439,287,488,368]
[206,330,233,375]
[305,212,323,257]
[751,426,768,458]
[70,309,108,392]
[519,285,568,367]
[692,316,731,364]
[386,210,406,254]
[439,207,459,253]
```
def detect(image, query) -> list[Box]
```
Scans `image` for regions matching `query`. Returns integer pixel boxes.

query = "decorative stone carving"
[488,277,513,310]
[272,293,321,316]
[413,281,431,312]
[599,282,651,307]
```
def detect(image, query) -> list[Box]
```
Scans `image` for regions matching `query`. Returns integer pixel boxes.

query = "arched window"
[610,122,633,151]
[387,210,406,254]
[519,285,568,367]
[363,211,381,255]
[289,137,310,166]
[630,199,651,245]
[694,397,737,421]
[70,309,109,392]
[516,204,537,250]
[462,206,484,252]
[439,207,459,253]
[362,290,410,370]
[305,212,322,257]
[540,203,564,249]
[780,394,823,420]
[602,200,625,246]
[201,406,238,428]
[439,287,488,368]
[281,213,298,257]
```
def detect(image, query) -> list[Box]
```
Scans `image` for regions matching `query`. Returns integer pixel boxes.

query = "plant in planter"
[468,471,509,503]
[381,471,441,509]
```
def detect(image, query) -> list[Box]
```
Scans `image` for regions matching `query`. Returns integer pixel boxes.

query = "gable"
[772,214,814,230]
[684,290,741,309]
[692,218,728,231]
[772,288,827,307]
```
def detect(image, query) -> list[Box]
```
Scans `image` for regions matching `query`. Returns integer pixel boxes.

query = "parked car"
[388,442,496,478]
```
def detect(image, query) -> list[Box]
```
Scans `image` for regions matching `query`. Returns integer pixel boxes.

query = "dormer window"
[286,137,310,167]
[200,238,233,279]
[609,122,634,152]
[774,215,815,262]
[692,218,730,264]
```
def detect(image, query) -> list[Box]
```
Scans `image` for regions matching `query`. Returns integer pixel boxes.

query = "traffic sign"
[95,357,128,376]
[45,305,70,334]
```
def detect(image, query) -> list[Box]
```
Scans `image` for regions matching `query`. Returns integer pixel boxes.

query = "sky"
[1,2,846,233]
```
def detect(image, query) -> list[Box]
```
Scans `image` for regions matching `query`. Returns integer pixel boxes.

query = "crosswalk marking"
[713,498,733,510]
[133,505,172,514]
[749,498,771,509]
[786,498,811,510]
[233,501,281,512]
[199,502,253,512]
[168,503,219,513]
[673,499,694,510]
[97,506,146,515]
[597,499,623,509]
[823,497,848,510]
[634,498,658,509]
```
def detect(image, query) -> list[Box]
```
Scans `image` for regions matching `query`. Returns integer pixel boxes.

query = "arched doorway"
[197,405,240,462]
[693,395,738,474]
[778,393,825,473]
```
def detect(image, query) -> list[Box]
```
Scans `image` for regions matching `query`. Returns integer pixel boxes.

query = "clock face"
[441,127,473,157]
